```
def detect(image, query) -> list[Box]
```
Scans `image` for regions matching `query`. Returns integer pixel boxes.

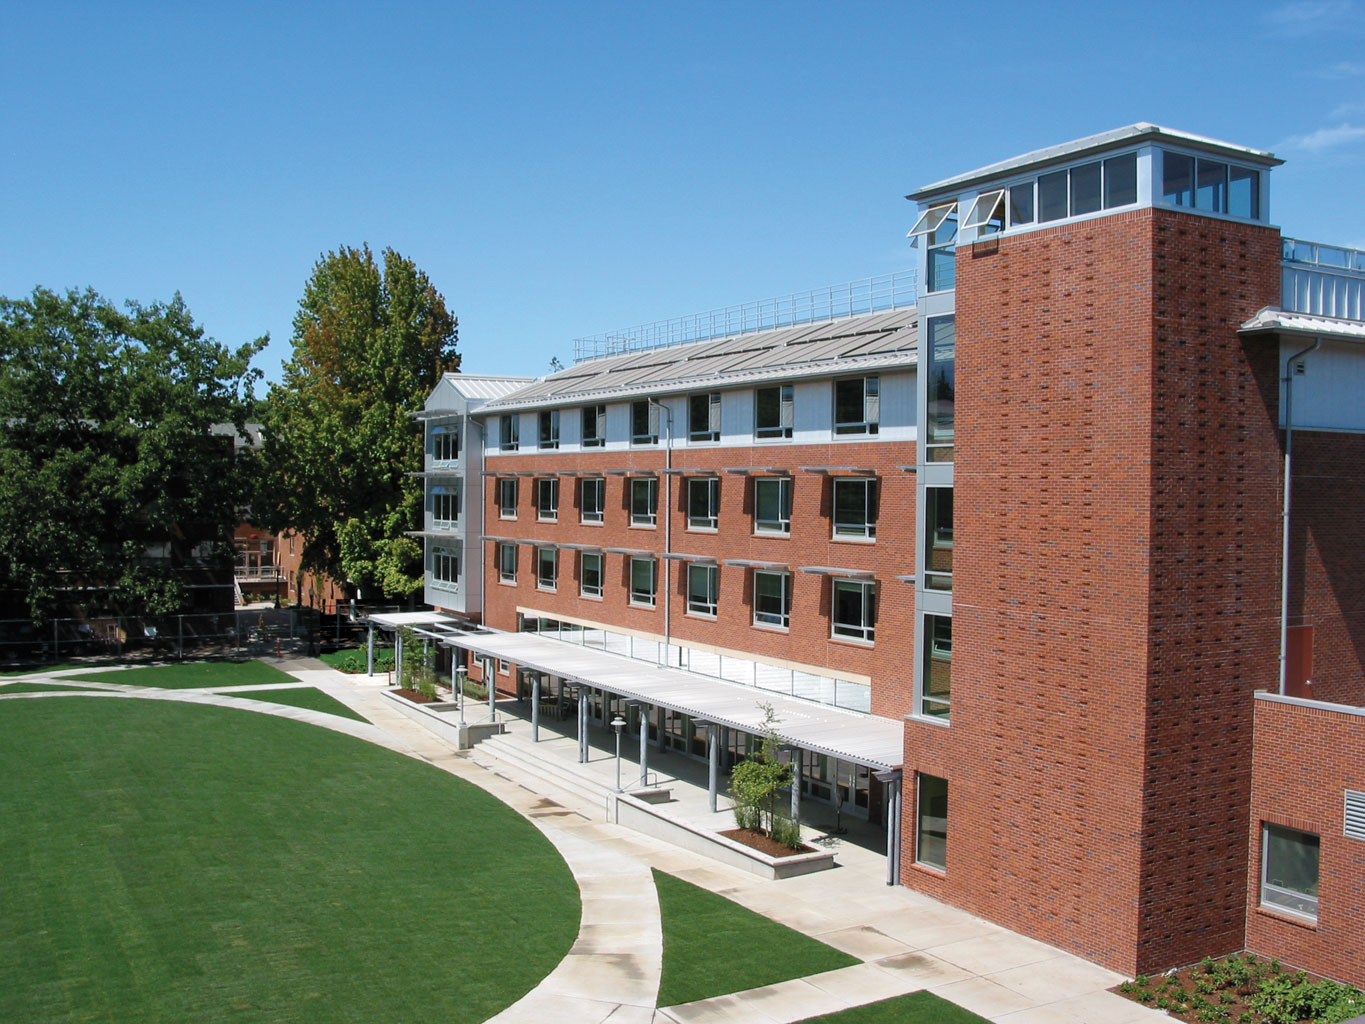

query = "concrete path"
[0,660,1165,1024]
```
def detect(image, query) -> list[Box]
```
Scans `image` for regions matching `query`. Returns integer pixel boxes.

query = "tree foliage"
[729,702,793,838]
[0,287,264,621]
[261,245,458,601]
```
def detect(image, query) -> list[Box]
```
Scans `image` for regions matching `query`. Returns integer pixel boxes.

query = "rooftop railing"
[572,270,916,364]
[1283,237,1365,272]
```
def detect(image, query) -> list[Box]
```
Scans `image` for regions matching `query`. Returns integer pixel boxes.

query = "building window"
[834,376,879,436]
[580,551,603,598]
[917,774,948,871]
[432,486,460,527]
[927,207,957,292]
[536,547,557,591]
[1031,152,1139,224]
[499,414,519,451]
[432,425,459,461]
[1261,825,1320,921]
[582,404,606,448]
[754,477,792,535]
[832,478,877,539]
[753,570,790,629]
[497,477,518,519]
[539,409,560,450]
[631,477,658,526]
[689,391,720,443]
[580,477,605,524]
[497,542,517,584]
[631,400,658,445]
[925,317,955,463]
[922,615,951,718]
[687,563,718,617]
[688,477,719,530]
[832,579,875,642]
[536,477,559,522]
[432,547,459,592]
[497,659,509,675]
[630,557,657,607]
[1162,150,1259,220]
[755,383,793,440]
[925,487,953,591]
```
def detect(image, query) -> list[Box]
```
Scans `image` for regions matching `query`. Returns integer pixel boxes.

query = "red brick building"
[420,124,1365,984]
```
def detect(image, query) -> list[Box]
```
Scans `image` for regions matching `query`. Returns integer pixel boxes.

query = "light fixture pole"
[611,714,626,792]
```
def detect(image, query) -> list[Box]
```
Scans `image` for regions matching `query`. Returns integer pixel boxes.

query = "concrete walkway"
[0,661,1164,1024]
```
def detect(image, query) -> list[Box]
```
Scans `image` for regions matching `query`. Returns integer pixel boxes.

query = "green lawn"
[63,660,295,688]
[0,698,580,1023]
[317,647,393,674]
[795,991,990,1023]
[225,686,368,723]
[653,868,859,1006]
[2,662,88,676]
[0,682,100,693]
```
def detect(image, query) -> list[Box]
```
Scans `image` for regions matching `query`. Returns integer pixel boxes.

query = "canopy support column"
[488,660,496,721]
[707,724,719,813]
[875,769,903,886]
[531,673,541,743]
[578,688,589,764]
[638,706,649,788]
[789,747,802,824]
[366,624,374,676]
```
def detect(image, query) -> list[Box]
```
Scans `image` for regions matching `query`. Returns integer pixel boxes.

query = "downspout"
[1279,337,1321,696]
[649,398,674,667]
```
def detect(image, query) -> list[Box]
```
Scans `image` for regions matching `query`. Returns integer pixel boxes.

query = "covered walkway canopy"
[415,624,904,771]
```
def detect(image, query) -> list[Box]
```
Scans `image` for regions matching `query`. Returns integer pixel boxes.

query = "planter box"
[611,793,835,880]
[381,688,505,750]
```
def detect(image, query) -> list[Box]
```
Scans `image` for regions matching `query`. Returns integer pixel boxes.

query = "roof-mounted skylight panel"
[907,202,957,245]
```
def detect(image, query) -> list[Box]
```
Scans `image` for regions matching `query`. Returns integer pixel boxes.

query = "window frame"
[752,570,791,630]
[630,476,658,527]
[431,485,460,528]
[832,477,878,540]
[536,547,558,591]
[1261,824,1320,922]
[579,551,603,598]
[580,476,605,524]
[432,546,459,592]
[581,404,606,448]
[831,579,876,643]
[687,563,718,617]
[629,556,657,608]
[753,476,792,535]
[924,486,954,591]
[432,425,459,462]
[921,614,951,718]
[688,391,721,443]
[497,477,519,519]
[833,375,880,436]
[497,542,517,584]
[536,477,559,522]
[631,400,659,445]
[755,383,794,440]
[499,413,520,452]
[916,773,948,871]
[538,409,560,450]
[687,476,719,531]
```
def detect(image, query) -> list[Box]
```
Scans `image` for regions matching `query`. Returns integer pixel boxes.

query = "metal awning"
[799,565,877,579]
[368,611,467,632]
[434,627,903,770]
[1240,307,1365,342]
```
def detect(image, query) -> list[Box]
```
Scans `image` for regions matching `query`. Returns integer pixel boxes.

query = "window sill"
[1254,906,1318,930]
[831,534,876,544]
[754,435,792,443]
[752,621,790,633]
[753,529,791,539]
[629,523,658,530]
[537,517,559,524]
[537,586,557,593]
[629,601,657,611]
[686,611,717,621]
[830,634,875,649]
[686,525,718,533]
[499,515,518,521]
[498,579,518,587]
[909,861,946,879]
[579,593,604,602]
[907,712,951,729]
[579,519,604,527]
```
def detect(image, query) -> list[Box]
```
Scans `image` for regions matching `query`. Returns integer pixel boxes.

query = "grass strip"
[225,686,368,723]
[62,659,295,688]
[795,991,990,1023]
[0,682,100,693]
[1,662,88,676]
[653,868,858,1007]
[0,697,579,1023]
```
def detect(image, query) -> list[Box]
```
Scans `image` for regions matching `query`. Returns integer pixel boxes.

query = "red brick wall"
[923,208,1283,975]
[478,440,919,717]
[1248,697,1365,987]
[1287,432,1365,705]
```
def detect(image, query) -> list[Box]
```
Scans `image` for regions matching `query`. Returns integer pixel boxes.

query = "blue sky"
[3,1,1363,385]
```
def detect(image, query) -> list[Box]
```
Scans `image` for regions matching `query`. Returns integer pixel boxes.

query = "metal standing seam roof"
[477,309,918,413]
[384,624,904,770]
[1240,307,1365,341]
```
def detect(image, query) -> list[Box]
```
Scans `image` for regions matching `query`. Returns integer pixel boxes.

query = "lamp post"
[611,714,626,792]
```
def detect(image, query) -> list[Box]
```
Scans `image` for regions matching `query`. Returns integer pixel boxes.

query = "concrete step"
[473,733,613,810]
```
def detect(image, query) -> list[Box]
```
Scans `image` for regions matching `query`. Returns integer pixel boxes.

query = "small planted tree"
[729,702,802,847]
[397,626,438,700]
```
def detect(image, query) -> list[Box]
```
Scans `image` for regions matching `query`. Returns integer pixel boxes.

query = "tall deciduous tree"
[262,245,458,602]
[0,287,264,621]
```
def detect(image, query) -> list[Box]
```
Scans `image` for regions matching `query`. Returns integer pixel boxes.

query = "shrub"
[769,815,803,850]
